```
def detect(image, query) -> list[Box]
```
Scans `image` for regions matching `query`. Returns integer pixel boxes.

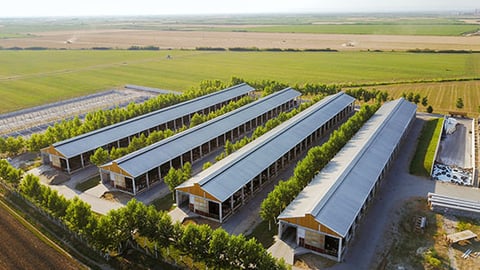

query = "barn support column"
[337,237,343,262]
[132,179,137,195]
[80,154,85,168]
[219,202,223,223]
[66,159,71,174]
[146,173,150,189]
[241,187,245,205]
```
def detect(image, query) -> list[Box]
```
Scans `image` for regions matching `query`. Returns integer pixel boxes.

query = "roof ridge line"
[113,87,297,165]
[53,83,252,147]
[310,99,406,218]
[196,92,345,188]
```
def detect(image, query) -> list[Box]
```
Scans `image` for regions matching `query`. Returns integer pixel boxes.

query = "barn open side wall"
[177,103,355,222]
[104,98,298,195]
[44,92,252,174]
[277,109,415,262]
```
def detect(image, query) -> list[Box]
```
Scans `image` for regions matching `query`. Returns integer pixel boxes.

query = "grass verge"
[410,117,444,176]
[246,220,277,248]
[151,193,176,212]
[75,175,100,192]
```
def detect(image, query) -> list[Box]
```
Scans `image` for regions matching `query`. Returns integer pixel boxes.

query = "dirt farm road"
[329,115,480,270]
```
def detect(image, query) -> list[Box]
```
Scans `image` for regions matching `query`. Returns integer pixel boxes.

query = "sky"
[1,0,478,17]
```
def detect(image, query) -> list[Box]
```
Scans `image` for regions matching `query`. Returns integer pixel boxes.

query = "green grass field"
[410,118,444,176]
[237,24,480,36]
[1,50,479,113]
[1,16,477,36]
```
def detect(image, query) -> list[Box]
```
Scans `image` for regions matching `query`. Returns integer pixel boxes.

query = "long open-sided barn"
[99,88,301,195]
[41,83,254,173]
[176,92,355,223]
[277,98,416,262]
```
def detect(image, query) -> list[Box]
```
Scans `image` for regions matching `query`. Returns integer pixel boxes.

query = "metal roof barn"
[101,88,301,178]
[278,98,417,238]
[51,83,254,158]
[178,92,356,203]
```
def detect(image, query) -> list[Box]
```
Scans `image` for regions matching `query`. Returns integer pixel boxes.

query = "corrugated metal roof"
[178,92,356,202]
[52,83,254,158]
[278,98,416,237]
[103,88,301,178]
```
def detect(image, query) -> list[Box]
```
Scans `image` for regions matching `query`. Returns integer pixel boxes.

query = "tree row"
[9,170,288,270]
[89,95,254,166]
[260,103,380,228]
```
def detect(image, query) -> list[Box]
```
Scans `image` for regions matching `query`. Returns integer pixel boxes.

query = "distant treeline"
[197,46,338,52]
[127,45,160,50]
[1,46,478,54]
[406,48,479,54]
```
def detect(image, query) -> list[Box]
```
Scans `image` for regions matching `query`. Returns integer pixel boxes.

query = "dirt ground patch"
[101,191,132,204]
[183,217,221,230]
[0,201,80,270]
[294,253,337,269]
[379,197,480,270]
[1,29,479,51]
[38,166,70,185]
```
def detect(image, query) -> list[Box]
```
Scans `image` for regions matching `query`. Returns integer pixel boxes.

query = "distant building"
[176,92,355,222]
[278,98,416,262]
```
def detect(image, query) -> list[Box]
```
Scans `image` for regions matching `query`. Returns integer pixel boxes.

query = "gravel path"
[327,114,479,269]
[328,116,437,269]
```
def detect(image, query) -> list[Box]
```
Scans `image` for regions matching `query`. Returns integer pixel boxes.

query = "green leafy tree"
[421,96,428,107]
[64,196,94,234]
[182,162,192,180]
[456,97,464,109]
[190,113,204,127]
[164,167,183,199]
[413,93,421,104]
[154,212,175,248]
[203,161,213,170]
[179,224,212,262]
[208,229,231,268]
[19,174,42,199]
[90,147,110,166]
[46,189,70,218]
[0,137,6,153]
[261,103,379,226]
[406,92,414,102]
[427,105,434,113]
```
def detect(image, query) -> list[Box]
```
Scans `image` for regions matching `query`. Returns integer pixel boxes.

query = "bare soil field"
[1,29,480,51]
[0,201,80,270]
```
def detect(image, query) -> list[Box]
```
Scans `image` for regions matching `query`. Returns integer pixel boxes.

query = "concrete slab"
[268,236,295,265]
[169,207,192,224]
[437,118,473,169]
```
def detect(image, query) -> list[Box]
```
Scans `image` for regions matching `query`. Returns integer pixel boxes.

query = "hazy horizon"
[1,0,478,18]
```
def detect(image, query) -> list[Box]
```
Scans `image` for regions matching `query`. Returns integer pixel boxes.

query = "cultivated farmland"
[353,80,480,115]
[0,201,81,270]
[0,50,479,113]
[0,30,479,51]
